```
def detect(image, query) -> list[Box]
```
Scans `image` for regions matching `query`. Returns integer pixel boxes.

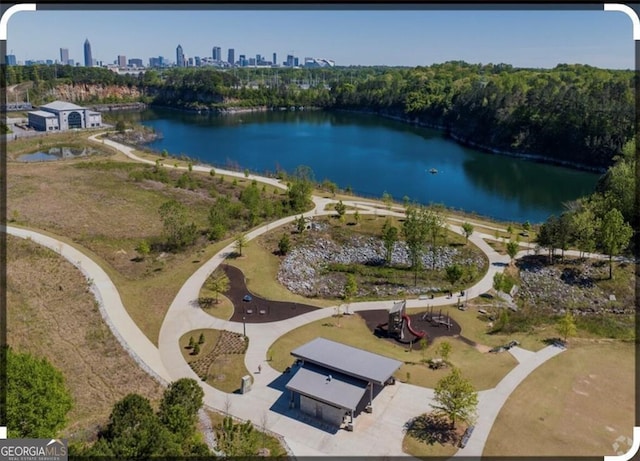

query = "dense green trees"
[76,378,208,458]
[5,348,74,438]
[15,61,633,169]
[158,199,198,250]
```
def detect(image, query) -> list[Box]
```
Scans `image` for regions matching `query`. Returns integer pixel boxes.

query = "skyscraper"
[273,53,277,66]
[84,39,92,67]
[212,46,221,61]
[118,55,127,68]
[5,55,16,65]
[227,48,235,65]
[176,44,185,67]
[60,48,69,65]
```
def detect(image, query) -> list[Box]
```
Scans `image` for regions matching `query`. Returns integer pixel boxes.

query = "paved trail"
[6,134,571,456]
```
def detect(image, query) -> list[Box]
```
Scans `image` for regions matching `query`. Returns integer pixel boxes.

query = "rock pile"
[277,235,483,298]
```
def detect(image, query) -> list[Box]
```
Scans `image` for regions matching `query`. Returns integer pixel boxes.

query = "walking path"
[6,133,573,457]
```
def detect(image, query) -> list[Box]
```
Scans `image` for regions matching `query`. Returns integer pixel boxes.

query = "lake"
[131,109,600,223]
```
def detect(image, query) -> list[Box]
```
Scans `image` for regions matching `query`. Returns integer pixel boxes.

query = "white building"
[28,101,102,132]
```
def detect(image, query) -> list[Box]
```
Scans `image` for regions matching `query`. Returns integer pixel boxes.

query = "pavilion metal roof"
[290,337,402,385]
[285,364,367,411]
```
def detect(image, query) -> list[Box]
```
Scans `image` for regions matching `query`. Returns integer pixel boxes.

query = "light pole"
[243,316,246,338]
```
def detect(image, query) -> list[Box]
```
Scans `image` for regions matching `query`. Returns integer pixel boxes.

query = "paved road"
[6,134,570,457]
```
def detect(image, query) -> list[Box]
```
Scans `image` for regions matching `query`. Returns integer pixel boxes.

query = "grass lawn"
[268,312,517,390]
[198,286,234,320]
[6,236,164,442]
[483,340,635,457]
[179,329,250,394]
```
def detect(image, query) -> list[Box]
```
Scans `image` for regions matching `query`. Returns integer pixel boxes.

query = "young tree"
[570,203,598,257]
[205,272,230,304]
[158,200,198,250]
[334,200,347,223]
[402,206,430,285]
[6,348,74,438]
[382,191,393,210]
[445,264,463,290]
[198,333,205,345]
[192,343,200,355]
[506,240,519,265]
[234,233,248,256]
[188,336,195,349]
[296,215,307,234]
[431,368,478,429]
[436,341,452,362]
[353,210,361,226]
[537,215,557,264]
[343,273,358,303]
[381,218,399,266]
[278,233,291,255]
[556,310,577,342]
[461,222,474,243]
[599,208,633,279]
[136,240,151,261]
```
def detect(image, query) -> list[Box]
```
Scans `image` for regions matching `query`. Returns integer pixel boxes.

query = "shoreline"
[338,108,607,174]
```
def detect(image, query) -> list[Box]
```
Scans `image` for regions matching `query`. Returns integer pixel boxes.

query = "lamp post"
[243,316,246,338]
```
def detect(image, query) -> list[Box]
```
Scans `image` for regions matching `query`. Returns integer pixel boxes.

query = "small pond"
[17,147,96,162]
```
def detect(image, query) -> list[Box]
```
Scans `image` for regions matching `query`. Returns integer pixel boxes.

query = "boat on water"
[428,168,438,174]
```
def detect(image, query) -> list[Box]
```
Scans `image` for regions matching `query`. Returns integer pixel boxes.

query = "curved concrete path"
[7,133,571,456]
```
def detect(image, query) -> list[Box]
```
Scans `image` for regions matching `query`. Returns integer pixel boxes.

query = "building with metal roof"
[285,338,402,431]
[28,100,102,132]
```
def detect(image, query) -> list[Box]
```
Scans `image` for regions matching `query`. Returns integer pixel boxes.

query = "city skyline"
[6,8,635,69]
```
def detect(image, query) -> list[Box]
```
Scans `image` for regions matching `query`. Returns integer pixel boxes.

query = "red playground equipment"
[376,300,426,342]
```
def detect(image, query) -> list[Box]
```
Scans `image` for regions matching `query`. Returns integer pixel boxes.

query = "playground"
[359,301,463,350]
[222,264,320,323]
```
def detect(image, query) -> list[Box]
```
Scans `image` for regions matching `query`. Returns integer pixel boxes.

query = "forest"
[5,61,635,170]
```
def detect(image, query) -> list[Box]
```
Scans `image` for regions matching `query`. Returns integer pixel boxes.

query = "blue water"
[137,109,601,223]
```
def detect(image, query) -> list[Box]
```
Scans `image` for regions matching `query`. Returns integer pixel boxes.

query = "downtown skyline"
[6,7,635,70]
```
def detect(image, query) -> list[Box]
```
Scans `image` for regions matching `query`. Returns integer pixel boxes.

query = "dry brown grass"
[483,340,635,457]
[6,236,164,442]
[7,157,236,344]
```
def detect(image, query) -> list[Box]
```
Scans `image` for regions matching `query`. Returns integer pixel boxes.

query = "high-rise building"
[118,55,127,68]
[84,39,93,67]
[176,44,185,67]
[60,48,69,65]
[227,48,235,65]
[128,58,143,68]
[212,46,221,61]
[294,57,299,67]
[273,53,277,66]
[286,54,294,67]
[6,54,16,65]
[195,56,201,67]
[239,54,246,66]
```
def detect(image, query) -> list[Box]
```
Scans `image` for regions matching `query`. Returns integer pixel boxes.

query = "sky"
[6,6,636,69]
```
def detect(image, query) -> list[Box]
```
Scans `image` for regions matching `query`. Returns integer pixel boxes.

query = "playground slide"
[402,314,426,339]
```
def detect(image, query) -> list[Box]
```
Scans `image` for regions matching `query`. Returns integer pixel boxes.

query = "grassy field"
[483,340,635,457]
[6,149,285,344]
[6,236,164,442]
[268,312,517,390]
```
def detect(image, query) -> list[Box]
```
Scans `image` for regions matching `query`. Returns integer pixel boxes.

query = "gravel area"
[278,235,483,298]
[517,257,631,315]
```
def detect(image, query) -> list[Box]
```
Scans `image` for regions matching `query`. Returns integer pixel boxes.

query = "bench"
[459,425,475,448]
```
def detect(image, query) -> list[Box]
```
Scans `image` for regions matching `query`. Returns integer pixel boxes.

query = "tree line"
[536,138,636,277]
[10,61,634,170]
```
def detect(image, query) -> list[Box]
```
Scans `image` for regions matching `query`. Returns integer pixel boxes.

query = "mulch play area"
[223,264,320,323]
[358,309,465,350]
